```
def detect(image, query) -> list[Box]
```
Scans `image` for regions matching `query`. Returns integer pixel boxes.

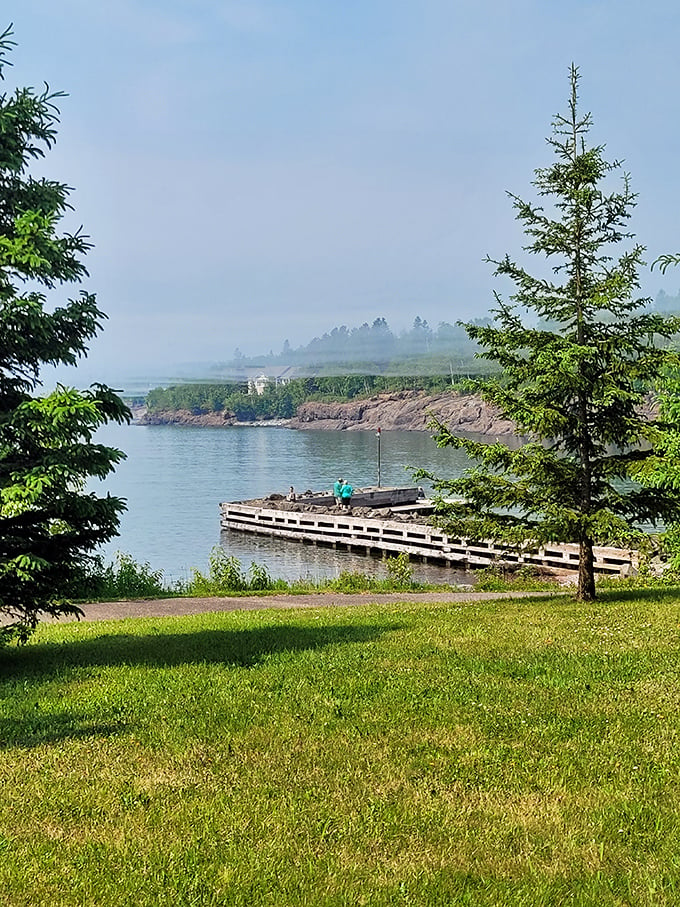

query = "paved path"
[69,590,557,623]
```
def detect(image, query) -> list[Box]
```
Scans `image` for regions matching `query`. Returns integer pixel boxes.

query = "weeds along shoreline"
[65,548,680,605]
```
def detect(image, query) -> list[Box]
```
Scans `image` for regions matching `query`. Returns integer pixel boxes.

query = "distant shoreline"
[133,390,517,436]
[132,406,290,429]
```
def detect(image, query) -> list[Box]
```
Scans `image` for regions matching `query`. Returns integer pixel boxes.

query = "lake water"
[92,422,476,585]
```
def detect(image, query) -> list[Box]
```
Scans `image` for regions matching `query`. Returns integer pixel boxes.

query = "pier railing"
[220,501,637,576]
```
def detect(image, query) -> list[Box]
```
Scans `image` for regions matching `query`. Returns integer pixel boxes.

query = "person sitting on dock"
[333,478,344,505]
[340,480,353,509]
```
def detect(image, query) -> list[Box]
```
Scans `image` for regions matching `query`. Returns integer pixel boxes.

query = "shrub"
[248,562,274,591]
[186,549,248,595]
[105,553,168,598]
[385,553,414,587]
[66,553,170,600]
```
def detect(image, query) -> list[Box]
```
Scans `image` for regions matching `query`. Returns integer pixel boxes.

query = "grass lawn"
[1,588,680,906]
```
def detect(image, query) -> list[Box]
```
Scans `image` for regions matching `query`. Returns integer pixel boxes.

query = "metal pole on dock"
[376,427,381,487]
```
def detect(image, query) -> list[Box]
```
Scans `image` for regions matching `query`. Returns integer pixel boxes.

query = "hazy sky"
[7,1,680,386]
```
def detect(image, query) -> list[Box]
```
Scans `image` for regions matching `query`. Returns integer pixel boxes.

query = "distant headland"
[135,389,517,436]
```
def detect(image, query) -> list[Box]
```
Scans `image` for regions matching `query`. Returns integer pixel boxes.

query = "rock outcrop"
[139,408,235,427]
[289,390,516,436]
[137,408,289,428]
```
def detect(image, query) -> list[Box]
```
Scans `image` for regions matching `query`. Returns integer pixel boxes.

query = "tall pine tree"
[420,66,680,600]
[0,26,129,641]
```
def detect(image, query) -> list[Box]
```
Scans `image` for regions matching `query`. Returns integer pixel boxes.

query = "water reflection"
[219,528,473,585]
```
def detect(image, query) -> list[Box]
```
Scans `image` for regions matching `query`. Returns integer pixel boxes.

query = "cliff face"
[138,390,517,436]
[289,390,516,435]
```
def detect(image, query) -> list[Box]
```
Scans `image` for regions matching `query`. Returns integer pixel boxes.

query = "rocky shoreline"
[135,407,288,429]
[289,390,515,435]
[136,390,516,436]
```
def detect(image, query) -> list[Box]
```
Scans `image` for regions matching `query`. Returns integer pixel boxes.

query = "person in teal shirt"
[333,478,343,505]
[340,481,353,509]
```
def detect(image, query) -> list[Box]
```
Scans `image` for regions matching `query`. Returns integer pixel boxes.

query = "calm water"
[92,423,475,584]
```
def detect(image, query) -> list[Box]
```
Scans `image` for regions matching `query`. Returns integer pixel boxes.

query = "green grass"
[2,588,680,905]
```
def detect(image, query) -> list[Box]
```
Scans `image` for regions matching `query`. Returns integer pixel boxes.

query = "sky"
[6,1,680,389]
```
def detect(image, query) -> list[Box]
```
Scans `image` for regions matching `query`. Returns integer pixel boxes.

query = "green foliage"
[145,373,480,419]
[99,553,168,599]
[0,27,130,644]
[328,570,375,593]
[419,67,680,602]
[181,548,470,596]
[184,550,440,596]
[61,553,175,600]
[474,565,563,592]
[653,253,680,275]
[384,551,414,586]
[189,549,248,593]
[325,556,436,593]
[184,548,276,595]
[61,546,561,602]
[660,524,680,572]
[247,561,274,591]
[633,371,680,568]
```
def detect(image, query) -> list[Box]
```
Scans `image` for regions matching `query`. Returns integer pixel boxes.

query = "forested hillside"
[217,306,680,377]
[224,316,491,374]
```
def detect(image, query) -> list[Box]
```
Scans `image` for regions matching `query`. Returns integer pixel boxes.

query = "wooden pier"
[220,491,637,576]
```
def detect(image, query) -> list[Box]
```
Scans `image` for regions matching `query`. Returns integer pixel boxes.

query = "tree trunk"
[577,538,596,601]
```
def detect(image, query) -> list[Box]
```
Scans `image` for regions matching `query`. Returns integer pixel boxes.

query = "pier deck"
[220,494,637,576]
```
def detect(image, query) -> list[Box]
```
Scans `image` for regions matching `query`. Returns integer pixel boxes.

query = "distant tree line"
[145,374,481,420]
[655,288,680,312]
[227,316,494,372]
[223,307,680,379]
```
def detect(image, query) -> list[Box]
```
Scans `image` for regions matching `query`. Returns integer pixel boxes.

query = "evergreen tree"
[419,66,680,600]
[654,254,680,275]
[0,26,130,642]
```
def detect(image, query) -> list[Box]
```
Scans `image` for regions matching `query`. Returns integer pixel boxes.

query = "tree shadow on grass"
[0,714,125,750]
[0,621,401,679]
[596,585,680,605]
[0,621,401,749]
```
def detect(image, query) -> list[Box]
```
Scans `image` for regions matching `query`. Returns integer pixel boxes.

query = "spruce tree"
[420,66,680,600]
[0,26,129,641]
